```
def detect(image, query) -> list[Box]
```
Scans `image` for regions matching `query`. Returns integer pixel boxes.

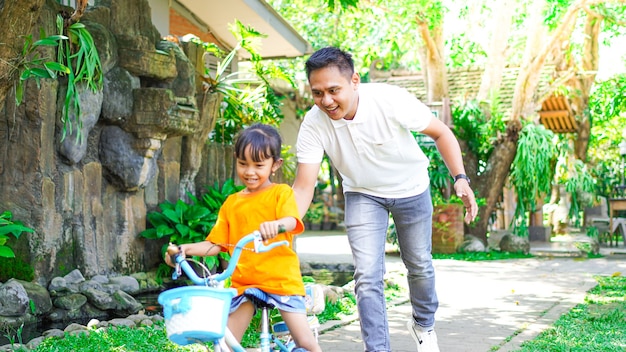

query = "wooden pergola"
[539,94,578,133]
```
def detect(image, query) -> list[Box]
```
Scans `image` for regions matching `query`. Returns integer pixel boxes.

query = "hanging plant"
[55,12,103,142]
[14,1,102,144]
[509,123,558,236]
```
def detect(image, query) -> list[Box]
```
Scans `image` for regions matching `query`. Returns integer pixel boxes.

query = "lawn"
[513,275,626,352]
[7,256,624,352]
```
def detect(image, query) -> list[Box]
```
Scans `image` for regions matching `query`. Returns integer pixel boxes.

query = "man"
[292,47,478,352]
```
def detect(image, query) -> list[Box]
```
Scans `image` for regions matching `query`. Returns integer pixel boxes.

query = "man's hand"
[453,179,478,224]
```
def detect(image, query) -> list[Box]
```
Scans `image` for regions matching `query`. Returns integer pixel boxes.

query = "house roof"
[175,0,312,59]
[372,65,578,133]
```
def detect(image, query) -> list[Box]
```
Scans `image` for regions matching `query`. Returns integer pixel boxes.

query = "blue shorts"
[230,292,306,314]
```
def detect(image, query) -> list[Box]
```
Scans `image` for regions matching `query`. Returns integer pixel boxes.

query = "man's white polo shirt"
[297,83,433,198]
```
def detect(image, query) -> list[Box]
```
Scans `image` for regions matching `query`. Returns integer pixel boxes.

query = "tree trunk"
[0,0,47,110]
[476,0,600,240]
[472,119,522,243]
[416,19,448,103]
[477,0,515,101]
[572,12,602,161]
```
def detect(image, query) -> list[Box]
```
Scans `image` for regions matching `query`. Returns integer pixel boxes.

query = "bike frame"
[166,231,296,352]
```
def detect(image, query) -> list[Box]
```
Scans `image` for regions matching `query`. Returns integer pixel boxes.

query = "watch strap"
[454,174,470,184]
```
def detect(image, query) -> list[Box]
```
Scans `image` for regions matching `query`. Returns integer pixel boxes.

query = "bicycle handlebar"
[167,227,289,286]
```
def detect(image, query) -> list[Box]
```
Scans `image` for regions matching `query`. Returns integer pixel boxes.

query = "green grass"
[513,275,626,352]
[432,251,534,261]
[32,323,209,352]
[29,292,360,351]
[316,293,357,324]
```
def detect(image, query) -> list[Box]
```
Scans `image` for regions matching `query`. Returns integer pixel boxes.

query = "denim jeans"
[344,190,438,352]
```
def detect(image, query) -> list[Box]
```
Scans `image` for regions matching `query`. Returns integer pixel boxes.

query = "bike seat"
[243,288,274,309]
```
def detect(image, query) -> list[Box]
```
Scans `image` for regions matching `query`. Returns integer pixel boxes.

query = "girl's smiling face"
[236,146,281,193]
[309,66,360,121]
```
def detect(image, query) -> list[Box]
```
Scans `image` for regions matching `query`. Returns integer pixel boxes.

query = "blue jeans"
[344,191,438,352]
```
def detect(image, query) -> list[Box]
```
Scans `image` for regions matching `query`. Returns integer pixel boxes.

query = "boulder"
[499,234,530,254]
[0,280,29,316]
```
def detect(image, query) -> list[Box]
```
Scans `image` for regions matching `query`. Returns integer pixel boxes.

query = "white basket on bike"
[158,286,237,345]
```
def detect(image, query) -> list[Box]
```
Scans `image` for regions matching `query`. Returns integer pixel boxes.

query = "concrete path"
[295,231,626,352]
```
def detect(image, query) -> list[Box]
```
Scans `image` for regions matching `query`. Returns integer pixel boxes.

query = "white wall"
[147,0,170,37]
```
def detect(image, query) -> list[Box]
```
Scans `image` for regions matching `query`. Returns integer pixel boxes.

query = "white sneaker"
[407,320,440,352]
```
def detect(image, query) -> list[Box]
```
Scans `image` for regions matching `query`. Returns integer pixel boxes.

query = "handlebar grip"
[256,240,289,252]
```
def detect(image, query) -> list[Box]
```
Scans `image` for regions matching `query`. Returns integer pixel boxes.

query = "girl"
[166,123,321,352]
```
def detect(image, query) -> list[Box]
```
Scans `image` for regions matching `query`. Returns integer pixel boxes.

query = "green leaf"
[156,225,175,238]
[44,61,71,74]
[29,68,54,79]
[186,206,211,220]
[69,22,86,29]
[33,38,62,47]
[21,35,33,56]
[175,224,190,238]
[146,212,170,227]
[188,229,204,240]
[138,228,158,239]
[15,81,24,105]
[0,246,16,258]
[162,209,181,224]
[158,201,176,212]
[0,224,33,237]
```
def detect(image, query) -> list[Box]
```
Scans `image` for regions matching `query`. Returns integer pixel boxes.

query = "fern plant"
[15,31,70,106]
[55,14,103,142]
[15,14,102,143]
[509,123,558,236]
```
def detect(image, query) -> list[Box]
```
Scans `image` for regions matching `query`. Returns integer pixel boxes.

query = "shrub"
[139,179,243,271]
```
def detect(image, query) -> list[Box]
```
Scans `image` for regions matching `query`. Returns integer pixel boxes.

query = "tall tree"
[272,0,626,241]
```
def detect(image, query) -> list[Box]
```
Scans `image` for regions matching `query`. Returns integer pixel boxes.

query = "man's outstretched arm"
[292,162,322,218]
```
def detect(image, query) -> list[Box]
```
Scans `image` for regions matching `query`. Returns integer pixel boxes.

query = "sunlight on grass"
[513,275,626,352]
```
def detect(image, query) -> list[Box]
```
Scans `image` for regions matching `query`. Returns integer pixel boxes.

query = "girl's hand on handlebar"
[259,221,286,240]
[164,243,184,268]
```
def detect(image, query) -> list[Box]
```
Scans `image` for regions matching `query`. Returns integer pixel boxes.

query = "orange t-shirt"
[206,183,305,296]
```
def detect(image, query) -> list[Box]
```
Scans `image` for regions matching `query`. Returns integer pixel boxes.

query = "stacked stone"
[0,269,163,350]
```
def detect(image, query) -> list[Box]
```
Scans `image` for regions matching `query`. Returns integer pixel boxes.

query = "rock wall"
[0,0,222,285]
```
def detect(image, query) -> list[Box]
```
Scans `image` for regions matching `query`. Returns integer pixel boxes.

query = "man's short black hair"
[305,46,355,80]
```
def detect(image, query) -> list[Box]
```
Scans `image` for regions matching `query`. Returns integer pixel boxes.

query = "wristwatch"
[453,174,471,185]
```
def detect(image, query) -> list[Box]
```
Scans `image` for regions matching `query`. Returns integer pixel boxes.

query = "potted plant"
[304,202,324,231]
[431,196,465,254]
[425,143,466,254]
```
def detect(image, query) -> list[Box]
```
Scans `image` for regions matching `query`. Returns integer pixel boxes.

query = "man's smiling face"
[309,66,360,121]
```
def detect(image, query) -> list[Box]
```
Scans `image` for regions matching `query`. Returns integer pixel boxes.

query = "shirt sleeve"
[206,197,231,251]
[275,185,305,235]
[296,109,326,164]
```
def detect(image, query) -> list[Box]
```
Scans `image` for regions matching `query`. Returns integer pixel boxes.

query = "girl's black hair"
[305,46,355,80]
[234,123,282,162]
